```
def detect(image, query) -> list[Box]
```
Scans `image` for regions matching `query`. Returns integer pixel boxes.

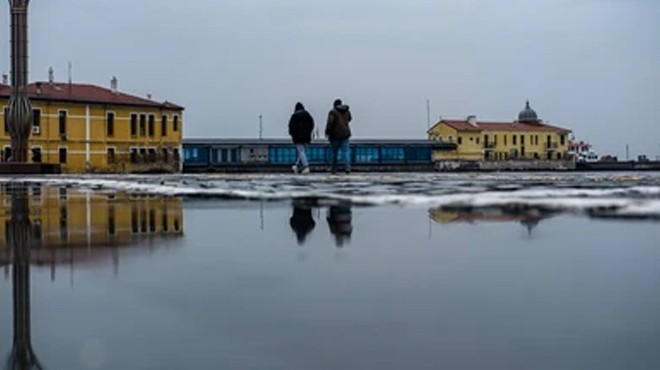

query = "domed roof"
[518,100,539,123]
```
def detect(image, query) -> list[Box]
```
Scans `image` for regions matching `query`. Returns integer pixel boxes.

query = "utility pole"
[626,144,629,161]
[258,115,263,140]
[426,99,431,131]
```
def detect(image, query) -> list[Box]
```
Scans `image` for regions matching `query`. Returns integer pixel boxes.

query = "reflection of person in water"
[327,205,353,247]
[289,202,316,245]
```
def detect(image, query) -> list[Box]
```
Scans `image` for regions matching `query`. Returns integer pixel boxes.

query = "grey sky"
[5,0,660,157]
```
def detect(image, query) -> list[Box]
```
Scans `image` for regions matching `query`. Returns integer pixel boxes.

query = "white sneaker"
[301,167,310,174]
[291,165,299,174]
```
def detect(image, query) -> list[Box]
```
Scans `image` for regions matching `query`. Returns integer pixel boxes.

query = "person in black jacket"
[288,102,315,174]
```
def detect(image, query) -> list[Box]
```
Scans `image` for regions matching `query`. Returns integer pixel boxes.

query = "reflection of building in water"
[2,186,183,368]
[428,208,549,234]
[0,186,183,273]
[327,205,352,247]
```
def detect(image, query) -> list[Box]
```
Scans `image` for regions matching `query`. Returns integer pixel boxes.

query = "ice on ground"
[1,172,660,219]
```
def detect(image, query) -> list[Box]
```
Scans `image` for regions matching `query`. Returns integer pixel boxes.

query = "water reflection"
[1,186,184,276]
[327,205,353,247]
[289,200,316,245]
[288,201,353,247]
[1,185,184,369]
[428,207,553,235]
[5,185,44,370]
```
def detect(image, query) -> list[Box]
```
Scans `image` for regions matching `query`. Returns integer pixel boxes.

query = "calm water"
[1,174,660,370]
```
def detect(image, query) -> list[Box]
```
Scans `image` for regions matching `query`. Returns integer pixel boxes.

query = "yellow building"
[427,102,571,161]
[0,77,184,173]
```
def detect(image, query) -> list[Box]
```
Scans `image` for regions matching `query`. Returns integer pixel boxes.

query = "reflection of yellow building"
[427,102,571,161]
[0,186,183,256]
[0,76,183,173]
[429,208,546,225]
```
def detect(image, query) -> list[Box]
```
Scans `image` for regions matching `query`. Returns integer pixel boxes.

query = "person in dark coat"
[327,204,352,247]
[288,102,315,174]
[325,98,352,174]
[290,202,316,245]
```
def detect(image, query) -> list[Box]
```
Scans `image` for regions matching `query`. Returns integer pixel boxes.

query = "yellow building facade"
[0,79,184,173]
[428,102,571,162]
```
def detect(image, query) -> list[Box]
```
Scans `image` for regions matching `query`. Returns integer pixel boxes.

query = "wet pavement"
[1,174,659,369]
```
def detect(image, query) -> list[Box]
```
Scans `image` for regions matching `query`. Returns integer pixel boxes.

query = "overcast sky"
[4,0,659,157]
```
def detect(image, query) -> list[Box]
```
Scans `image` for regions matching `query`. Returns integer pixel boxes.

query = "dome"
[518,100,539,123]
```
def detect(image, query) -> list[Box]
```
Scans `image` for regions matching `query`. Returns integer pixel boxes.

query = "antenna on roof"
[67,61,72,85]
[111,76,118,93]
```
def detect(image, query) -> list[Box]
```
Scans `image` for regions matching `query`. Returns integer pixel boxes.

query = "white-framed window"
[30,145,43,163]
[148,114,155,137]
[173,114,179,132]
[58,109,68,137]
[58,146,67,164]
[130,113,138,136]
[129,146,138,163]
[107,146,116,164]
[106,111,116,137]
[161,114,168,136]
[32,108,42,135]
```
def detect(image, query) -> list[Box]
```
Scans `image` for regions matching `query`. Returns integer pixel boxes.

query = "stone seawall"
[435,160,575,172]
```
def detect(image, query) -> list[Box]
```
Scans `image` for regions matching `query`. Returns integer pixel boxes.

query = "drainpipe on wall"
[85,105,91,172]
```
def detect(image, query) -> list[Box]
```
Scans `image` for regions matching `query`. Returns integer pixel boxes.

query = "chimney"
[466,115,477,126]
[147,92,152,100]
[1,73,7,85]
[36,82,43,95]
[48,66,54,84]
[110,76,118,93]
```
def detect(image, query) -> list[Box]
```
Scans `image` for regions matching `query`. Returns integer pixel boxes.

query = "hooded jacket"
[325,105,352,141]
[289,103,315,144]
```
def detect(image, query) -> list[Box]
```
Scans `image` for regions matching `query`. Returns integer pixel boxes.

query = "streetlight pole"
[7,0,33,163]
[426,99,431,131]
[259,115,263,140]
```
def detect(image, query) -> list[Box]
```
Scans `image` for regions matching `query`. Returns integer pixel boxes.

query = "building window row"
[131,205,181,234]
[130,113,179,138]
[129,147,179,164]
[3,109,179,139]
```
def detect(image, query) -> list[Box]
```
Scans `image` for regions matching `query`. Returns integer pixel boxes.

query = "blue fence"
[183,140,440,168]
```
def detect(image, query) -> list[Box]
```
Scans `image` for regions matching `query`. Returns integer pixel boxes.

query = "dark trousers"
[330,139,350,172]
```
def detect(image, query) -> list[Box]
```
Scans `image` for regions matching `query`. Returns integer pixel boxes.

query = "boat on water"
[568,139,599,162]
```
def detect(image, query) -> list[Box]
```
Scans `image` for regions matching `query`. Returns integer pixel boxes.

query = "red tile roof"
[436,119,570,133]
[0,82,184,110]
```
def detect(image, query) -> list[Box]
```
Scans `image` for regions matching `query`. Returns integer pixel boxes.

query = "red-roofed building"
[427,101,571,161]
[0,77,184,173]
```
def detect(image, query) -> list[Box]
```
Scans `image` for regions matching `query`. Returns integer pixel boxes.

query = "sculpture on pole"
[7,0,33,163]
